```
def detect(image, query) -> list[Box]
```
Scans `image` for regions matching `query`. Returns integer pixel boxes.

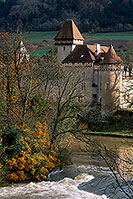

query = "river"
[0,135,132,199]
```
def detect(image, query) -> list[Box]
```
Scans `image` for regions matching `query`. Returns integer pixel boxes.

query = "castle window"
[92,94,97,103]
[106,83,110,90]
[63,47,65,51]
[93,94,97,98]
[81,82,86,90]
[92,83,97,87]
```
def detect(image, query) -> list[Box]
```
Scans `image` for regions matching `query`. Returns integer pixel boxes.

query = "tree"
[0,34,64,183]
[0,32,45,159]
[49,69,83,144]
[0,33,88,166]
[34,49,88,146]
[0,33,42,128]
[38,61,87,144]
[120,47,133,77]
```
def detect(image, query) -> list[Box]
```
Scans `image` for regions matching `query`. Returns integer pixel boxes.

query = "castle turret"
[100,45,123,113]
[55,19,84,62]
[101,45,122,64]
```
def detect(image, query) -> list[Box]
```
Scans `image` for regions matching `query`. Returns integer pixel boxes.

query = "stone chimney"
[95,44,101,56]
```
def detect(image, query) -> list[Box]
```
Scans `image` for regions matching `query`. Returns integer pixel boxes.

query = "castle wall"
[92,69,101,104]
[120,77,133,110]
[55,39,83,62]
[93,64,122,113]
[56,45,76,62]
[101,65,122,113]
[81,65,93,104]
[63,63,93,104]
[62,62,132,113]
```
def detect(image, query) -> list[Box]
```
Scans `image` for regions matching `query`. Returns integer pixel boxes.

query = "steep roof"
[55,20,84,41]
[101,45,122,64]
[62,45,95,64]
[87,45,108,54]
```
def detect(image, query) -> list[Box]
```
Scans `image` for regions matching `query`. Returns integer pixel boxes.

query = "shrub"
[7,122,60,182]
[82,106,107,131]
[2,127,23,159]
[104,111,133,131]
[81,107,133,132]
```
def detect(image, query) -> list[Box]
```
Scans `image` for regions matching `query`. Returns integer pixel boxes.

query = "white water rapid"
[0,173,108,199]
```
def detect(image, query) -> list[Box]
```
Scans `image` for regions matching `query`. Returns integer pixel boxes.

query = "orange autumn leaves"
[7,122,60,182]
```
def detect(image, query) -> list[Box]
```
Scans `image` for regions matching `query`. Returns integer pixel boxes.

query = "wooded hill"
[0,0,133,33]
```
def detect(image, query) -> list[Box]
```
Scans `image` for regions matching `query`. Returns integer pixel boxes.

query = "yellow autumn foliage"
[7,122,60,182]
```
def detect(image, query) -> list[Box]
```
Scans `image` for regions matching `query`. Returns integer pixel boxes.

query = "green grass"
[85,32,133,40]
[24,31,57,44]
[88,131,133,137]
[24,31,133,44]
[24,31,133,56]
[24,31,57,56]
[34,49,50,56]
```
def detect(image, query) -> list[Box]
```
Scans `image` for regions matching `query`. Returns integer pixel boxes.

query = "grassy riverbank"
[87,131,133,138]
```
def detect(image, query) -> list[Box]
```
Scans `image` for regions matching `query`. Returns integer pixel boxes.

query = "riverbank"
[86,131,133,138]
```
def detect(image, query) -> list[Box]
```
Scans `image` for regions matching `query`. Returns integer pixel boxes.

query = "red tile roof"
[55,19,84,41]
[87,45,108,54]
[62,45,95,64]
[101,45,122,64]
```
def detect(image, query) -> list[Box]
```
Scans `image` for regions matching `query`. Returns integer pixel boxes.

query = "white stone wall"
[56,39,83,62]
[120,77,133,110]
[62,63,93,105]
[56,45,76,62]
[73,39,84,45]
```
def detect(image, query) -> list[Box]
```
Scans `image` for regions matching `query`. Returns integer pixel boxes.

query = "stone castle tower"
[93,45,123,113]
[54,20,133,113]
[55,19,84,62]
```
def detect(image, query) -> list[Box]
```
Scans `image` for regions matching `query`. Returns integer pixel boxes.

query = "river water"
[0,136,133,199]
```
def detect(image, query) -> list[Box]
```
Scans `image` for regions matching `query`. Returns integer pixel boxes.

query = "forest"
[0,0,133,33]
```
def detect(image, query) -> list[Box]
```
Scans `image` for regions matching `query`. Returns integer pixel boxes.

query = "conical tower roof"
[55,19,84,41]
[101,45,122,64]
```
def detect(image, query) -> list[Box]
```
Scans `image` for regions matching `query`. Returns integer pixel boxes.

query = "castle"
[54,20,133,113]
